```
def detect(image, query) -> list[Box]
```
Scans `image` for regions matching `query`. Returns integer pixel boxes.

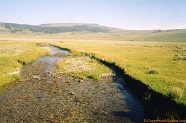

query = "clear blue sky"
[0,0,186,30]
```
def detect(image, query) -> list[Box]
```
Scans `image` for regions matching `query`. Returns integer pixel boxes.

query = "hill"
[0,22,186,42]
[0,22,120,34]
[40,23,102,27]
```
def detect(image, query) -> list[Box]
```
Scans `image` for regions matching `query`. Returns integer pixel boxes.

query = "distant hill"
[0,22,185,42]
[0,22,121,34]
[40,23,101,27]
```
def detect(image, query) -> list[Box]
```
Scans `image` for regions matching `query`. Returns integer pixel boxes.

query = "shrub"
[146,70,159,74]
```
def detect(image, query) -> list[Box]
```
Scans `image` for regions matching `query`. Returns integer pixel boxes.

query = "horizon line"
[0,21,186,31]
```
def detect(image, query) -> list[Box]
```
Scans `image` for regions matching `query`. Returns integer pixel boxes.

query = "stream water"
[112,70,145,122]
[0,46,145,123]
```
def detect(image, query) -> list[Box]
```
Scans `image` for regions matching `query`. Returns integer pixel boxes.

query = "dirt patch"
[62,57,93,72]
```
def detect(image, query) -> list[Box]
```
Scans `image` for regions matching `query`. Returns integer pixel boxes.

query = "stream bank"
[51,44,186,119]
[0,46,145,123]
[90,56,186,119]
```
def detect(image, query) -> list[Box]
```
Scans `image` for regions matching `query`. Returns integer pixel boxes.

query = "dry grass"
[0,31,186,104]
[56,56,112,80]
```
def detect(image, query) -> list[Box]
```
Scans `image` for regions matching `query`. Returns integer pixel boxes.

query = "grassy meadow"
[0,29,186,105]
[52,40,186,104]
[0,41,49,85]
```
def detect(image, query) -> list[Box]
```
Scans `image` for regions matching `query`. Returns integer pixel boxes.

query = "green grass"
[55,56,112,80]
[0,41,49,85]
[168,86,184,100]
[0,28,186,104]
[17,47,49,64]
[52,41,186,104]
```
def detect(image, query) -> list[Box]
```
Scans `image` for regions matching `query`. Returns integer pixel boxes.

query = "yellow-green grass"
[0,29,186,103]
[0,41,49,85]
[52,41,186,104]
[56,56,112,80]
[1,28,186,43]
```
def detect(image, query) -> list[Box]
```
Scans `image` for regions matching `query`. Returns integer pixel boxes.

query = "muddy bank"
[90,56,186,119]
[0,46,145,123]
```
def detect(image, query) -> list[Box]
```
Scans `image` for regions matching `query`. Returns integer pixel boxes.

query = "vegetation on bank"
[52,41,186,104]
[0,41,49,85]
[1,23,185,119]
[55,56,112,80]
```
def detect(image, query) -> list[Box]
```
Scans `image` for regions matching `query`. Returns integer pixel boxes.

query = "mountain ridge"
[0,22,123,34]
[40,23,101,27]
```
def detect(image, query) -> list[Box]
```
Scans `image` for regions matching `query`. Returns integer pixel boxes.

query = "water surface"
[0,46,145,123]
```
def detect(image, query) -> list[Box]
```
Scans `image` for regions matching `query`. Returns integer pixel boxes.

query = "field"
[0,29,186,105]
[0,41,49,85]
[51,39,186,104]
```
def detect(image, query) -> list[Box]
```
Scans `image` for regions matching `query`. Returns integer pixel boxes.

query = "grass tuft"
[168,86,184,99]
[146,70,159,74]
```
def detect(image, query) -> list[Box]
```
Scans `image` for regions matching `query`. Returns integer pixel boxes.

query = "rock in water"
[32,75,41,80]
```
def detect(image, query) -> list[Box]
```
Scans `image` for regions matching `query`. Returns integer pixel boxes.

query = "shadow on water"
[111,68,145,123]
[49,45,146,122]
[91,56,186,120]
[45,46,145,122]
[46,45,186,120]
[1,45,148,123]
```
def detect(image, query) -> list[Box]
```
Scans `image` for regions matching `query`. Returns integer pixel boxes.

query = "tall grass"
[168,86,184,100]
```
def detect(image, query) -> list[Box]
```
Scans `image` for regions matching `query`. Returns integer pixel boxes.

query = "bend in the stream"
[42,46,186,119]
[20,46,69,83]
[48,46,146,122]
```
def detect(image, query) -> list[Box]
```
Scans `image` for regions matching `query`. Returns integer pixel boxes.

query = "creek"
[0,46,146,123]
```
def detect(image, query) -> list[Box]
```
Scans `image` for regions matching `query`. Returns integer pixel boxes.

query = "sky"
[0,0,186,30]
